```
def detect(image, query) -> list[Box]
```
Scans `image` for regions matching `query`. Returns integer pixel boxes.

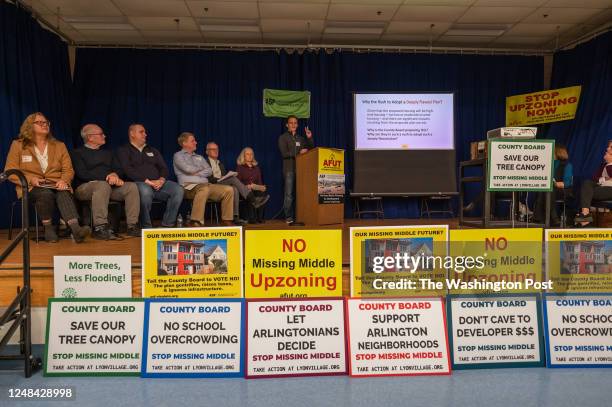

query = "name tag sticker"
[195,156,203,161]
[22,155,33,163]
[146,152,154,157]
[296,142,301,147]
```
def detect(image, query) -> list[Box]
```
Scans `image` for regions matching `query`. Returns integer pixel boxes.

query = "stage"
[0,218,460,306]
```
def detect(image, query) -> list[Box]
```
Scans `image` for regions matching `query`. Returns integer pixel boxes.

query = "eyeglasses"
[88,133,105,137]
[33,120,50,127]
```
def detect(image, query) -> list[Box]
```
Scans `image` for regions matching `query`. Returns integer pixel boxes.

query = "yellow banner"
[141,227,243,298]
[350,225,449,297]
[546,228,612,293]
[506,86,581,126]
[449,228,543,294]
[318,148,344,174]
[245,230,342,298]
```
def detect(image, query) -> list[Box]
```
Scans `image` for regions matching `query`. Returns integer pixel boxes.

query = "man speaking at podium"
[278,115,314,225]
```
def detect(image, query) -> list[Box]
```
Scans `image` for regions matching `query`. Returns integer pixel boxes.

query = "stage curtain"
[0,2,73,228]
[73,48,542,219]
[547,31,612,182]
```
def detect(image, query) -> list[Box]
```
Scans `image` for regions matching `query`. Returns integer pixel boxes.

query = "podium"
[296,147,344,226]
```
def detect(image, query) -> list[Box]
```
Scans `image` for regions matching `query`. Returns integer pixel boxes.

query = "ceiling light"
[446,24,509,37]
[324,21,386,35]
[199,19,260,33]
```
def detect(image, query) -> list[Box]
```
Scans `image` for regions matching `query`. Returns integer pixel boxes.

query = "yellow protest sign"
[350,225,449,297]
[245,230,342,298]
[141,227,243,298]
[546,228,612,293]
[506,86,581,126]
[449,228,544,294]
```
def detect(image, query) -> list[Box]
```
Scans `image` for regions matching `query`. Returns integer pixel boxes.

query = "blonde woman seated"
[4,112,90,243]
[236,147,267,224]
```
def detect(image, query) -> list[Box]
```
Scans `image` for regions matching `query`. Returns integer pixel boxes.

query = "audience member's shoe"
[252,194,270,209]
[257,218,265,224]
[92,224,121,240]
[248,219,258,225]
[44,224,59,243]
[221,220,234,226]
[69,223,91,243]
[233,218,247,226]
[126,224,142,237]
[186,220,204,228]
[251,184,267,192]
[463,202,475,212]
[286,217,294,225]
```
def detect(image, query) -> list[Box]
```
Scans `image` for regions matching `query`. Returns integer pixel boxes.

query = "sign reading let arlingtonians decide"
[487,140,554,192]
[245,230,342,298]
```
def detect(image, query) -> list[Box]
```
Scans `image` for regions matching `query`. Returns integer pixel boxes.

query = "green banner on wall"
[263,88,311,118]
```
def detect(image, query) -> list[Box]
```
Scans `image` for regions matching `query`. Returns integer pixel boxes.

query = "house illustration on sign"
[561,241,612,274]
[158,240,227,275]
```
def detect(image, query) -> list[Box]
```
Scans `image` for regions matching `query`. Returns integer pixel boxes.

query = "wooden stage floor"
[0,218,459,305]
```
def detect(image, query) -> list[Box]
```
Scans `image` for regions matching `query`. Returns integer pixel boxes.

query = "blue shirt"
[173,149,212,186]
[554,159,573,187]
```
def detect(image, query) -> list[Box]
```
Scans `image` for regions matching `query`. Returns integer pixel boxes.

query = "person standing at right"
[278,115,314,224]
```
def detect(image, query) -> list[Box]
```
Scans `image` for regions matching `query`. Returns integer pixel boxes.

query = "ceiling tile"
[128,17,199,31]
[140,30,204,41]
[262,33,322,43]
[493,36,550,45]
[435,35,497,44]
[321,33,383,45]
[475,0,548,6]
[38,0,122,16]
[523,7,605,23]
[203,31,262,43]
[112,0,191,17]
[76,29,144,40]
[259,0,327,2]
[401,0,473,5]
[261,19,324,33]
[543,0,612,7]
[186,1,259,19]
[331,0,403,4]
[386,21,452,35]
[504,23,574,36]
[458,7,536,23]
[379,34,432,44]
[327,4,400,21]
[394,6,468,22]
[259,3,329,19]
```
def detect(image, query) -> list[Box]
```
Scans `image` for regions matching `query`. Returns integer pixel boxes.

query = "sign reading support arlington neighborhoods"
[546,228,612,293]
[346,298,451,377]
[246,298,347,378]
[54,256,131,298]
[142,227,243,298]
[447,295,544,369]
[350,225,449,297]
[142,299,244,377]
[44,299,144,376]
[263,88,311,118]
[245,230,342,298]
[506,86,581,126]
[487,139,554,191]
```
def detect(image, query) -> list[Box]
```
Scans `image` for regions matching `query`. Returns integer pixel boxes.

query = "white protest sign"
[142,300,244,377]
[246,299,346,377]
[44,299,144,376]
[487,140,554,191]
[347,298,450,376]
[54,256,131,298]
[545,295,612,367]
[449,296,543,367]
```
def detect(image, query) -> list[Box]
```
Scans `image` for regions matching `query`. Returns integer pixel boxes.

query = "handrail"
[0,169,41,377]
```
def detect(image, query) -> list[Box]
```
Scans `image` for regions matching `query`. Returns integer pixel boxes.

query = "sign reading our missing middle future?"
[245,230,342,298]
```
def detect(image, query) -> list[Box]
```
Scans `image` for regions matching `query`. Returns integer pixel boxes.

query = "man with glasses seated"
[71,124,141,239]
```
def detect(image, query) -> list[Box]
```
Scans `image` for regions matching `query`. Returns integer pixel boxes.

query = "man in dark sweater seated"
[71,124,141,240]
[116,124,184,228]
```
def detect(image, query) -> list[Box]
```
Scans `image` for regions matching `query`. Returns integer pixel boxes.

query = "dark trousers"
[29,187,79,223]
[242,190,266,222]
[580,180,612,209]
[534,188,561,221]
[283,171,295,219]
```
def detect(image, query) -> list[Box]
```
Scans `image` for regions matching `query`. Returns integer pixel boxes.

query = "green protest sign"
[263,88,311,118]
